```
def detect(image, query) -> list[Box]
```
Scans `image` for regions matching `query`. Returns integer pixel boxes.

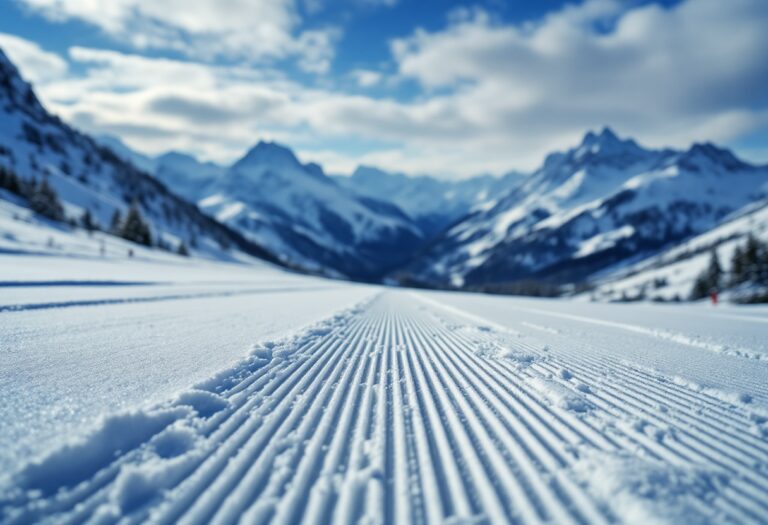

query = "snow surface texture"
[2,255,768,524]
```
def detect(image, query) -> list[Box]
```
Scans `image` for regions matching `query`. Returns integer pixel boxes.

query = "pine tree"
[110,210,122,234]
[705,248,723,290]
[177,240,189,257]
[0,166,21,195]
[29,178,65,222]
[690,275,709,300]
[757,238,768,285]
[744,234,761,282]
[690,248,723,300]
[730,245,746,285]
[120,203,152,246]
[81,209,96,233]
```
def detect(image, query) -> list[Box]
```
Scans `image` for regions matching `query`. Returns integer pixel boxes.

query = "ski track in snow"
[2,291,768,524]
[0,284,339,313]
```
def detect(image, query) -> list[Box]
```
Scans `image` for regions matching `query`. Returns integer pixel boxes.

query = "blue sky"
[0,0,766,177]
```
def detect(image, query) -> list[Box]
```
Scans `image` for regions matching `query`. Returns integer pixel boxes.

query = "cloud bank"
[4,0,768,177]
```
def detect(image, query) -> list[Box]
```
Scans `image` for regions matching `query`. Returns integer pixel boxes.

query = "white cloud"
[350,69,382,87]
[360,0,398,6]
[13,0,338,72]
[3,0,768,178]
[389,0,768,161]
[0,32,68,84]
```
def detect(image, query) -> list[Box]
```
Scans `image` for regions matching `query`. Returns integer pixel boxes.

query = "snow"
[2,254,768,524]
[335,165,523,235]
[196,142,424,278]
[0,253,376,478]
[591,198,768,302]
[405,127,768,287]
[0,53,270,264]
[0,194,262,266]
[575,224,635,258]
[3,41,768,524]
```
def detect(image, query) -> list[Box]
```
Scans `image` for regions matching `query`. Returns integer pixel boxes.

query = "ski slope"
[2,258,768,524]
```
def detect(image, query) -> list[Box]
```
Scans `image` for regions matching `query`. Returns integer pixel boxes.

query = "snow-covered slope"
[587,198,768,302]
[335,166,524,237]
[400,128,768,288]
[0,48,279,264]
[2,264,768,523]
[96,134,156,175]
[199,141,425,280]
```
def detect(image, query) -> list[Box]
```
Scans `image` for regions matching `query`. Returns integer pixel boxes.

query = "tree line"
[691,234,768,302]
[1,164,190,256]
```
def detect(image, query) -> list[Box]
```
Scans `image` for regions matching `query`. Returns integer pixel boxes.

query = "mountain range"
[2,46,767,296]
[396,128,768,290]
[334,167,524,237]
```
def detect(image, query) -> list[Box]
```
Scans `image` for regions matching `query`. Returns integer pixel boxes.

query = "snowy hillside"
[0,48,279,265]
[97,134,427,280]
[335,166,524,236]
[198,141,425,280]
[2,251,768,524]
[399,128,768,288]
[588,198,768,302]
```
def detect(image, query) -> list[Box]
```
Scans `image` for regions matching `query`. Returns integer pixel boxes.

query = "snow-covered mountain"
[96,136,225,202]
[153,152,225,201]
[398,128,768,288]
[587,197,768,302]
[198,141,424,280]
[0,48,279,264]
[334,166,524,237]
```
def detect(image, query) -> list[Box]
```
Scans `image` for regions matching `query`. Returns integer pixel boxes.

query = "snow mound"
[573,450,730,525]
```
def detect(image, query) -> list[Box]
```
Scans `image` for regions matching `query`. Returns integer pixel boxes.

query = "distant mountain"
[96,136,225,202]
[153,152,225,202]
[0,48,280,264]
[335,167,524,237]
[197,141,425,280]
[96,134,156,174]
[398,127,768,288]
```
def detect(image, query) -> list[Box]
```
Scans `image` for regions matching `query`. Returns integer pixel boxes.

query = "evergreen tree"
[81,209,96,233]
[110,210,122,234]
[177,240,189,257]
[690,248,723,300]
[120,203,152,246]
[22,178,38,199]
[705,248,723,290]
[690,275,709,300]
[730,245,746,285]
[744,234,761,282]
[757,238,768,285]
[29,178,65,222]
[0,166,21,195]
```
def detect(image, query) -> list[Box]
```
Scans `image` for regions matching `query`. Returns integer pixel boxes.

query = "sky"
[0,0,767,178]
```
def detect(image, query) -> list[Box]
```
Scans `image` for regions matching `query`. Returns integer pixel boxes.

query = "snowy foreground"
[2,256,768,524]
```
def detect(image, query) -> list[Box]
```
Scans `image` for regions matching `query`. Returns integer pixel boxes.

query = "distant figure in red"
[709,288,718,306]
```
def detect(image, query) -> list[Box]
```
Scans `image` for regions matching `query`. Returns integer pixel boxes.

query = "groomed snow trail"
[2,291,768,524]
